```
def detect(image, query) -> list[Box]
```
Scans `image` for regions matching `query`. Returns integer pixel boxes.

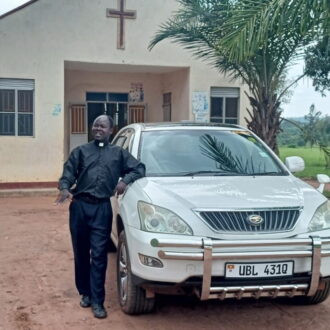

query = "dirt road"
[1,196,330,330]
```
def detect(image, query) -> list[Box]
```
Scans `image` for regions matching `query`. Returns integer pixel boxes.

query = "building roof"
[0,0,39,20]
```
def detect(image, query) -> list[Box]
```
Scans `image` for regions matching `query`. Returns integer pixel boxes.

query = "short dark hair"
[93,115,114,128]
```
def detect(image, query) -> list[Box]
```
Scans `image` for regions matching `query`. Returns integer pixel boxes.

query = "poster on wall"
[192,91,209,122]
[129,82,144,103]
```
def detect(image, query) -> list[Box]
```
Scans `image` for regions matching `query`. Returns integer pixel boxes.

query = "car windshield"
[139,129,286,177]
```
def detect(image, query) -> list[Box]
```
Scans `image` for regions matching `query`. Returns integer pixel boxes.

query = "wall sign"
[129,82,144,103]
[52,104,62,116]
[192,91,209,122]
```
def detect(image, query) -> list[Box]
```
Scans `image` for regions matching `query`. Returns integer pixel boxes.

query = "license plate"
[225,261,294,278]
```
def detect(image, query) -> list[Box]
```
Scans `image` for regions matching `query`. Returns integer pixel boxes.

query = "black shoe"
[80,295,91,308]
[91,303,107,319]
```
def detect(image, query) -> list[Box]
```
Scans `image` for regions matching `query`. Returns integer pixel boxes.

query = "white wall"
[65,68,190,120]
[0,0,250,182]
[65,67,190,152]
[161,69,190,121]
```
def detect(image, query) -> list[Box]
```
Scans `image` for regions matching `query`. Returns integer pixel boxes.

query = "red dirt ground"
[1,195,330,330]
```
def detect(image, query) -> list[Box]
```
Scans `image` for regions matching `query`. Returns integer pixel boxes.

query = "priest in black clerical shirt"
[55,115,145,319]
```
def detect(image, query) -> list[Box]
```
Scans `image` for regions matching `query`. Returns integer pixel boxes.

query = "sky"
[1,0,329,118]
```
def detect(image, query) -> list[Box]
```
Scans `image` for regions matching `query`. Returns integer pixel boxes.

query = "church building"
[0,0,249,186]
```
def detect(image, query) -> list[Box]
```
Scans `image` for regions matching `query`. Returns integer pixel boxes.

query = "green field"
[279,147,330,178]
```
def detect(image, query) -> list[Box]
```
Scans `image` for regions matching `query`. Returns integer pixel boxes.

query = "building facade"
[0,0,250,185]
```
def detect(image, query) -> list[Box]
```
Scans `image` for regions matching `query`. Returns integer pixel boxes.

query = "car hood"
[137,175,321,209]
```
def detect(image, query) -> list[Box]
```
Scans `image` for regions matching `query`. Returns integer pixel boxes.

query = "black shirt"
[58,140,145,198]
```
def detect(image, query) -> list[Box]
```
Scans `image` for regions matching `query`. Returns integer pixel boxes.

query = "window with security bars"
[129,105,145,124]
[71,105,86,133]
[0,79,34,136]
[210,87,239,124]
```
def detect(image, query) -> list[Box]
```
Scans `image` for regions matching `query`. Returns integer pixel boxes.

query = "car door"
[110,128,135,246]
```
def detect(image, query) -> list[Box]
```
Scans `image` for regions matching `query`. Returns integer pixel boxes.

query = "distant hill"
[279,115,330,147]
[278,118,305,146]
[282,116,306,123]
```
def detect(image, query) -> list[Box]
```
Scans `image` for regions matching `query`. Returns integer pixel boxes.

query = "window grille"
[210,87,239,124]
[129,105,145,123]
[0,79,34,136]
[71,105,86,134]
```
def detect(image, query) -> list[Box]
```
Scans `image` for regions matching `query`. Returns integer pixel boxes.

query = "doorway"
[107,103,128,137]
[86,92,128,141]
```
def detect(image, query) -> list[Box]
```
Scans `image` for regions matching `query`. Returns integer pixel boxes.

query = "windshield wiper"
[147,171,284,177]
[180,170,240,176]
[250,171,282,176]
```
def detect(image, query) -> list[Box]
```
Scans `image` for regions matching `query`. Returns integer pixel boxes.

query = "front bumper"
[152,236,330,300]
[125,227,330,300]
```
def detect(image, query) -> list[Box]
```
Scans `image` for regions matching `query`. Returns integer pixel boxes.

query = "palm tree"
[218,0,329,62]
[149,0,325,152]
[219,0,330,95]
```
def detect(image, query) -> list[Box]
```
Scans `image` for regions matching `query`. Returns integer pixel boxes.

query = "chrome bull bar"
[151,236,330,300]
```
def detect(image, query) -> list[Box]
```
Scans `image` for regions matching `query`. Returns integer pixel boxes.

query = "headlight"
[137,201,193,235]
[308,201,330,232]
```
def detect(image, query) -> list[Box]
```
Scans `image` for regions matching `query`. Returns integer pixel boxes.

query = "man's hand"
[115,181,127,196]
[54,189,72,205]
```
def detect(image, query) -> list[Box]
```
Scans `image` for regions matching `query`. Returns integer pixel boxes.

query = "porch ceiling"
[64,61,188,74]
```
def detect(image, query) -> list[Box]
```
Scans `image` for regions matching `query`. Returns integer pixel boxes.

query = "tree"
[319,143,330,169]
[301,104,321,147]
[316,115,330,145]
[149,0,326,152]
[277,119,305,147]
[218,0,330,94]
[305,38,330,96]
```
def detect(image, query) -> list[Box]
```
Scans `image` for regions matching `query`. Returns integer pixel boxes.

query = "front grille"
[197,208,301,233]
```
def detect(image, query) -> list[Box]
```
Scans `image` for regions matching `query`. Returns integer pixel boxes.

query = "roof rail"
[141,122,243,129]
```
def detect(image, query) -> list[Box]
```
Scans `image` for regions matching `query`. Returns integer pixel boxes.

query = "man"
[55,115,145,319]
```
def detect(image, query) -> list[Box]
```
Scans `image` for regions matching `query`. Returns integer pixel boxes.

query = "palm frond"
[199,134,245,173]
[148,0,328,151]
[218,0,326,62]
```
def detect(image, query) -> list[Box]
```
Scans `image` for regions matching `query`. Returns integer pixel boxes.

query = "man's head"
[91,115,114,142]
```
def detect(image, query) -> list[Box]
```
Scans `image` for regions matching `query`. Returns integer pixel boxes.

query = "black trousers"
[69,198,112,304]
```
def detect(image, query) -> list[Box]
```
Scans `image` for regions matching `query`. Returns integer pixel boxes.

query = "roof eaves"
[0,0,40,20]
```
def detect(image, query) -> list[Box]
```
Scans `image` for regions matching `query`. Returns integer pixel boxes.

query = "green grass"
[279,146,330,198]
[279,147,330,179]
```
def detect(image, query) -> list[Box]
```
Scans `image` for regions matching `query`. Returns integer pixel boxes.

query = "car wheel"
[117,231,156,314]
[294,280,330,304]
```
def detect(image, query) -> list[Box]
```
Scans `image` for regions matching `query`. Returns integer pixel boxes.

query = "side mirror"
[317,174,330,193]
[285,156,305,173]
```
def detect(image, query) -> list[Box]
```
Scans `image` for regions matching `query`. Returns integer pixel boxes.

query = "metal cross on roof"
[106,0,136,50]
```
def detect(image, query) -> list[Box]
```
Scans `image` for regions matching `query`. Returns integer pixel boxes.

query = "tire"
[294,280,330,305]
[117,231,156,314]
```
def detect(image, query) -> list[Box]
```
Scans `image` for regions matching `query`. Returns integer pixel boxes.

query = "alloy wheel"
[119,241,128,303]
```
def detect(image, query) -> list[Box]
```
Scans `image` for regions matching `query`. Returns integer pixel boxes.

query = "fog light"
[138,253,163,268]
